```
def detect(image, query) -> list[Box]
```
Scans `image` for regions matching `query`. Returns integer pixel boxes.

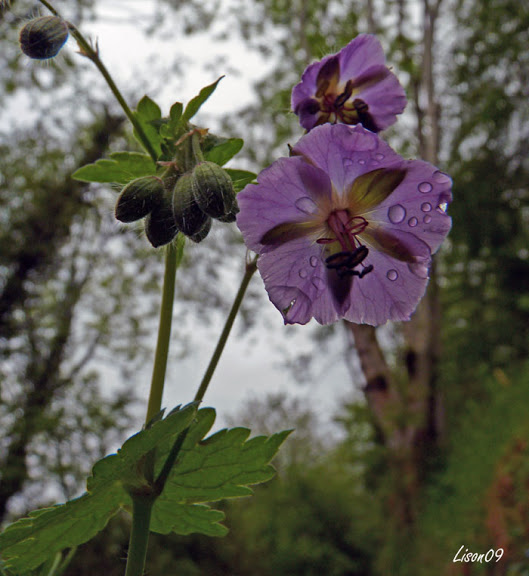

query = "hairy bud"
[172,172,209,237]
[115,176,164,223]
[145,196,179,248]
[191,161,237,219]
[19,16,69,60]
[188,216,212,244]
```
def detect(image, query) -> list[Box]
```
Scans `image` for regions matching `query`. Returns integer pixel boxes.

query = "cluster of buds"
[115,161,238,248]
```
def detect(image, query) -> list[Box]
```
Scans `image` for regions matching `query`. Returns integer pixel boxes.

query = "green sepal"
[133,95,163,158]
[72,152,157,185]
[181,77,224,123]
[204,138,244,166]
[224,169,257,192]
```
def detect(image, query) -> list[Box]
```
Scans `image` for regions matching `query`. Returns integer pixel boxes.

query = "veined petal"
[348,167,407,214]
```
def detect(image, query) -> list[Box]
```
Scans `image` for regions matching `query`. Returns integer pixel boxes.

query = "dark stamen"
[334,80,354,108]
[325,246,372,279]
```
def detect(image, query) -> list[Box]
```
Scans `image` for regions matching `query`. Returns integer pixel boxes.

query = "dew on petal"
[343,159,354,169]
[421,202,432,212]
[388,204,406,224]
[423,215,432,224]
[408,217,418,227]
[433,170,451,184]
[312,276,325,290]
[408,261,429,279]
[437,202,448,213]
[299,268,308,279]
[375,153,385,160]
[309,255,319,267]
[295,196,318,215]
[358,159,366,165]
[418,181,433,193]
[386,269,398,281]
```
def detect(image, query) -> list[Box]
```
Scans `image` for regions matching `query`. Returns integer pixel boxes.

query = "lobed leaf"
[71,152,157,185]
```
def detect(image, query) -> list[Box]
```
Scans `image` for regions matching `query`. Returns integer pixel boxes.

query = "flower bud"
[188,216,212,244]
[191,161,237,219]
[145,196,178,248]
[216,203,240,223]
[19,16,69,60]
[172,172,209,237]
[115,176,164,223]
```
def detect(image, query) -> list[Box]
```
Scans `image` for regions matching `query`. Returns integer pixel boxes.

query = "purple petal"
[236,156,332,252]
[338,34,386,79]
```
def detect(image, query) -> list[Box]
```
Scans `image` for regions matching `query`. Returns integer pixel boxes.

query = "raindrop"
[421,202,432,212]
[299,269,308,279]
[437,202,448,213]
[386,269,398,281]
[418,181,433,193]
[295,196,318,215]
[343,159,354,168]
[388,204,406,224]
[408,262,428,279]
[408,217,418,227]
[358,159,366,165]
[433,170,451,184]
[311,277,325,290]
[375,152,385,160]
[309,255,318,267]
[423,215,432,224]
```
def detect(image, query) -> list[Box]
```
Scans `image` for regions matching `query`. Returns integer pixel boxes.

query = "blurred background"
[1,0,528,574]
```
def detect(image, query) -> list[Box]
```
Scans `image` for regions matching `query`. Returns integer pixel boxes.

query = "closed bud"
[145,196,179,248]
[115,176,164,223]
[188,217,212,244]
[172,172,209,237]
[19,16,69,60]
[216,203,240,223]
[191,161,237,219]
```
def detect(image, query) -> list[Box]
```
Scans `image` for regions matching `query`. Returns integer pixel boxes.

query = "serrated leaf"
[133,95,163,157]
[224,169,257,192]
[181,77,223,123]
[0,404,197,573]
[72,152,156,185]
[204,138,244,166]
[151,503,228,538]
[150,409,291,533]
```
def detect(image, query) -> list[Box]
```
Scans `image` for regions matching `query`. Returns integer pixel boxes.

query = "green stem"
[37,0,158,163]
[154,255,258,492]
[145,240,182,426]
[124,496,154,576]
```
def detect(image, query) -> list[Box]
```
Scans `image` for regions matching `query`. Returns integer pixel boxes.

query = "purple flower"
[236,124,452,326]
[291,34,407,133]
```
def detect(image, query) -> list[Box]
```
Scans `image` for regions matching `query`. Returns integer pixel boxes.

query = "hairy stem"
[154,255,258,492]
[124,496,154,576]
[37,0,158,163]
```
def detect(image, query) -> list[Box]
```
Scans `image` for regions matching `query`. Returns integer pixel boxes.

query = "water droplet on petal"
[418,181,433,193]
[387,269,398,281]
[388,204,406,224]
[433,170,451,184]
[423,215,432,224]
[343,159,354,168]
[408,261,429,279]
[309,255,319,267]
[358,159,366,165]
[375,152,385,160]
[437,202,448,213]
[311,276,325,290]
[299,268,308,279]
[421,202,432,212]
[295,196,318,215]
[408,217,418,227]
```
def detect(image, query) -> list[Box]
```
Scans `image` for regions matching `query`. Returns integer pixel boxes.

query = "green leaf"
[0,404,197,573]
[204,138,244,166]
[0,406,289,573]
[224,169,257,192]
[181,77,224,123]
[72,152,156,185]
[133,95,163,157]
[150,408,291,533]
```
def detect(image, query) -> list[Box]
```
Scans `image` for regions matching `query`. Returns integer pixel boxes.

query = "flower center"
[316,210,373,278]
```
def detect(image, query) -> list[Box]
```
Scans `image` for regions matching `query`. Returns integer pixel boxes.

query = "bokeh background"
[1,0,528,574]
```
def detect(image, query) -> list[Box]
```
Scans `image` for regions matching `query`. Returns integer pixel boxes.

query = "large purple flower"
[292,34,407,133]
[236,124,452,326]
